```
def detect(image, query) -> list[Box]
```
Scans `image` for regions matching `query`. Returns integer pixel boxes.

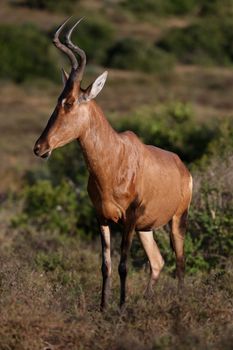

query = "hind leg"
[170,210,188,290]
[137,230,164,297]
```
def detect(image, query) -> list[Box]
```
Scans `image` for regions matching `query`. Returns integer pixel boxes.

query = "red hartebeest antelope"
[34,18,192,310]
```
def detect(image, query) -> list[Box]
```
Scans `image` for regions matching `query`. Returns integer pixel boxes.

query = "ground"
[0,227,232,350]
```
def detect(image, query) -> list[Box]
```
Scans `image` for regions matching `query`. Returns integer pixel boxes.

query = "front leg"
[118,225,134,307]
[100,224,111,311]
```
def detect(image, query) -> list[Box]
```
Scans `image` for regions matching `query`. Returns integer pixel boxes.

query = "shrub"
[21,180,79,234]
[120,0,201,16]
[25,0,78,13]
[47,144,97,237]
[35,251,66,272]
[196,119,233,168]
[158,18,233,66]
[113,102,217,163]
[158,229,210,274]
[121,0,233,18]
[189,192,233,269]
[19,143,98,238]
[189,154,233,270]
[0,24,57,82]
[105,37,174,73]
[167,0,200,14]
[200,0,233,18]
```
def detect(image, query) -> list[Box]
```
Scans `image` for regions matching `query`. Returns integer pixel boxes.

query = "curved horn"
[65,18,87,82]
[53,17,78,71]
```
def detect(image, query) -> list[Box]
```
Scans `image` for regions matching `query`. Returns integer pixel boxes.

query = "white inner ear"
[88,71,108,100]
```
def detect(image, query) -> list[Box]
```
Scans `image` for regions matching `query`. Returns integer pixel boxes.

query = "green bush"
[113,102,217,163]
[0,24,57,82]
[196,119,233,168]
[189,190,233,270]
[121,0,233,17]
[25,0,78,13]
[35,251,66,272]
[158,17,233,66]
[189,154,233,269]
[157,229,210,274]
[120,0,201,16]
[21,180,79,234]
[105,37,174,73]
[212,119,233,153]
[166,0,200,14]
[200,0,233,18]
[20,143,98,237]
[47,144,97,236]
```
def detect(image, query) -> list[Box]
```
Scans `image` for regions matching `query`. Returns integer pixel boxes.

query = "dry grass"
[0,222,232,350]
[0,0,63,29]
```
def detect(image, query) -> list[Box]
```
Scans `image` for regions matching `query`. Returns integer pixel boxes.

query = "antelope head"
[34,18,108,159]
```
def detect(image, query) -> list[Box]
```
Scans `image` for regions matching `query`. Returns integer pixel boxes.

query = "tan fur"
[100,225,111,309]
[138,231,164,296]
[34,21,192,309]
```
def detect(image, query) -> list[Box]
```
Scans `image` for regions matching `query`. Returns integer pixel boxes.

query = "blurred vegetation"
[0,24,58,83]
[158,17,233,66]
[120,0,201,16]
[2,0,233,81]
[114,102,217,163]
[14,143,97,238]
[105,37,174,73]
[24,0,78,13]
[120,0,233,18]
[17,180,79,234]
[199,0,233,17]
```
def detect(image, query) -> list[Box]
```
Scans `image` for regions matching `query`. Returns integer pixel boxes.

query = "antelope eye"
[64,101,73,109]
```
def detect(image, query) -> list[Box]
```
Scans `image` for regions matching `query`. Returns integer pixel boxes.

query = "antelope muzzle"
[33,139,51,159]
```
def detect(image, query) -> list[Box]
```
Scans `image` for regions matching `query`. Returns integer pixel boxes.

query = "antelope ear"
[83,71,108,101]
[61,68,69,85]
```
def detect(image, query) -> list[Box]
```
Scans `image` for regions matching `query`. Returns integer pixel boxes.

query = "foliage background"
[0,0,232,349]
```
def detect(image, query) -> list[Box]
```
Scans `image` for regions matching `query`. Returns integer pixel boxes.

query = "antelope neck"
[78,101,121,178]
